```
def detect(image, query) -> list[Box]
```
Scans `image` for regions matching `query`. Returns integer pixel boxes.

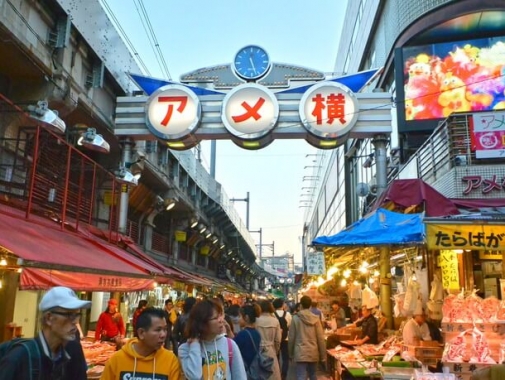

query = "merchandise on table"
[82,340,116,377]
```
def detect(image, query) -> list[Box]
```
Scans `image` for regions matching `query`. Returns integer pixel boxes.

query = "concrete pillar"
[379,246,393,329]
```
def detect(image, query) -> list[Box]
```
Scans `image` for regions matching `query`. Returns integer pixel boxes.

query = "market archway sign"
[115,46,392,150]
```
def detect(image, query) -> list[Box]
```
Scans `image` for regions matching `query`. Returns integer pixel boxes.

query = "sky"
[102,0,348,266]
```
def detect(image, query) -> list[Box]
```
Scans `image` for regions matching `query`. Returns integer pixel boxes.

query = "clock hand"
[249,56,257,74]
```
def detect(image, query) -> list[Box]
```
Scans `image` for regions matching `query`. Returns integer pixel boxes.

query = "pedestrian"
[178,298,246,379]
[0,286,91,380]
[173,296,197,352]
[227,304,242,334]
[272,298,291,380]
[132,299,147,336]
[100,307,181,380]
[348,305,379,345]
[288,295,326,380]
[233,304,262,375]
[95,298,125,349]
[256,300,282,380]
[309,301,323,322]
[163,298,178,350]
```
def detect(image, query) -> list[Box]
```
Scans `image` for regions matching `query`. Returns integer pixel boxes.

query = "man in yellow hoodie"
[101,307,181,380]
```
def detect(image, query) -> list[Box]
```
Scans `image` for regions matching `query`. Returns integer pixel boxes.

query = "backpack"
[0,338,41,379]
[244,330,274,380]
[275,311,289,341]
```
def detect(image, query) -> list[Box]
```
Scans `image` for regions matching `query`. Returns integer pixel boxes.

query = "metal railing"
[395,113,501,183]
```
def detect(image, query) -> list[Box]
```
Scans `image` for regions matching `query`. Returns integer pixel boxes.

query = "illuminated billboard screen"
[395,35,505,133]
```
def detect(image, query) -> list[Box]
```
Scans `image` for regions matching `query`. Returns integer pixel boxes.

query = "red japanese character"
[232,97,266,123]
[158,96,188,126]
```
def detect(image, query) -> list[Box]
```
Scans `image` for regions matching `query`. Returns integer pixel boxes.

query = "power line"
[133,0,172,80]
[100,0,151,76]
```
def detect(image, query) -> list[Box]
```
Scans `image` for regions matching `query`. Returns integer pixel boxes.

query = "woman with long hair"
[178,299,247,380]
[255,300,282,380]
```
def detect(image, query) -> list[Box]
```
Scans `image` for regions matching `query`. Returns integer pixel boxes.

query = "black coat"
[0,334,87,380]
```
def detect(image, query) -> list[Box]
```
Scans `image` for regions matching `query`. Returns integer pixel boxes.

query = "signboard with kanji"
[426,223,505,251]
[306,250,326,275]
[299,81,359,141]
[439,250,460,290]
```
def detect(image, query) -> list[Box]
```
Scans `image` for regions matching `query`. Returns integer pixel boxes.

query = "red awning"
[0,208,156,278]
[20,268,156,291]
[372,179,460,217]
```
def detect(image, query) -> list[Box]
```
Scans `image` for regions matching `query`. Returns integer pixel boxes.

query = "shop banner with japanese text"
[20,268,156,291]
[426,223,505,251]
[439,250,460,290]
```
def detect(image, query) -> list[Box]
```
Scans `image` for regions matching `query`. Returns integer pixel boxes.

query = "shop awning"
[20,268,156,291]
[312,208,425,246]
[0,209,158,279]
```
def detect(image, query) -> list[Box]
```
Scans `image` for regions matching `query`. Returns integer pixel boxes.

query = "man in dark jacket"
[350,305,378,345]
[0,286,91,380]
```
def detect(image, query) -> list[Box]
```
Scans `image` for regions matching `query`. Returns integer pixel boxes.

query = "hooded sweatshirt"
[178,334,246,380]
[100,338,181,380]
[288,309,326,363]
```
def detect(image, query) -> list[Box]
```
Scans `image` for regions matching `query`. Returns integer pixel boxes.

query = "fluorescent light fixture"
[166,141,185,149]
[115,167,140,186]
[27,101,66,134]
[242,141,261,148]
[77,128,110,153]
[165,200,176,211]
[390,253,406,260]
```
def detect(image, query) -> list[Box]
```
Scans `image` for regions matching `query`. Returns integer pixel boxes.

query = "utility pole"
[230,191,250,229]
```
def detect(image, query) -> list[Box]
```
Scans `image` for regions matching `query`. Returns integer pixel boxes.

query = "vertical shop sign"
[439,250,460,290]
[306,251,326,275]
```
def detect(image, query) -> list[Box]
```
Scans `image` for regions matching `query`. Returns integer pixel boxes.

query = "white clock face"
[233,45,270,80]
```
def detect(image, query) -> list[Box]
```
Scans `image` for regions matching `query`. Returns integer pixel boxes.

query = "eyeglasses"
[51,311,82,321]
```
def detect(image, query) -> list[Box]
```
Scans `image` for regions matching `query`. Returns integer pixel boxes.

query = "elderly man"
[0,286,91,380]
[402,309,432,345]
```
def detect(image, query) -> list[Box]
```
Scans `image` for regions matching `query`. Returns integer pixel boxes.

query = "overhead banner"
[20,268,156,291]
[426,223,505,251]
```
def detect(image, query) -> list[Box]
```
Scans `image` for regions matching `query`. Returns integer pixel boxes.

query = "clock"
[233,45,270,80]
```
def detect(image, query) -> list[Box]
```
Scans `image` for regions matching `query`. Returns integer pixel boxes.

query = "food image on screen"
[402,36,505,121]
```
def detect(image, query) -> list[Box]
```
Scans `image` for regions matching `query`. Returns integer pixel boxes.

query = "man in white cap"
[402,303,432,345]
[0,286,91,380]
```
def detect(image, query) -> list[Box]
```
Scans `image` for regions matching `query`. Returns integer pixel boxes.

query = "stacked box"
[402,345,443,366]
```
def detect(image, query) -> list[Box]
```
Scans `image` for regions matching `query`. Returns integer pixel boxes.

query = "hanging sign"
[221,83,279,139]
[426,223,505,250]
[299,81,359,141]
[306,251,326,275]
[439,250,460,290]
[145,84,201,140]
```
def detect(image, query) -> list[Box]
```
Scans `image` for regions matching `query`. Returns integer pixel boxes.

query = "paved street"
[286,361,333,380]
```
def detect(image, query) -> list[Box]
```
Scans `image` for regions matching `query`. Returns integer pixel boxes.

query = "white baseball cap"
[39,286,91,311]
